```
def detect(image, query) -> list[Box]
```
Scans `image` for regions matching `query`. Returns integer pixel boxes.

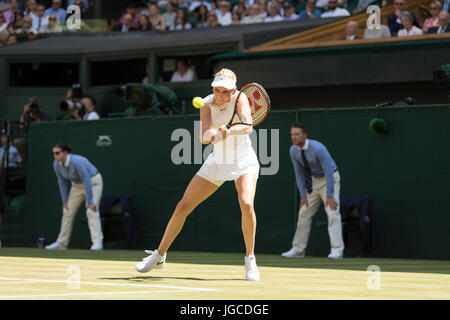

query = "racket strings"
[242,86,270,125]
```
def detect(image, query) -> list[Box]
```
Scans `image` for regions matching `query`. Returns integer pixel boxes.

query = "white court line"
[0,277,219,292]
[0,290,193,299]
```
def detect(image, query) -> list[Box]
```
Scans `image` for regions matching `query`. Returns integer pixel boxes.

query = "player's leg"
[136,175,220,272]
[319,172,344,258]
[47,184,84,249]
[235,174,257,256]
[235,174,260,281]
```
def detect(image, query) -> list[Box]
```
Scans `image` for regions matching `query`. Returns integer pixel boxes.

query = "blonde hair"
[430,0,442,10]
[214,68,237,81]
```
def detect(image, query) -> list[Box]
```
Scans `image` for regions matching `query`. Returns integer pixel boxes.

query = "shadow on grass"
[0,247,449,275]
[99,276,244,282]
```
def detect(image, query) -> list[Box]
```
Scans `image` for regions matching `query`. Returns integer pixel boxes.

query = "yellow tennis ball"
[192,97,205,109]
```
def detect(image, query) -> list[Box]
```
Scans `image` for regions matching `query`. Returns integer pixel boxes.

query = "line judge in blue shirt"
[282,123,345,259]
[45,142,104,251]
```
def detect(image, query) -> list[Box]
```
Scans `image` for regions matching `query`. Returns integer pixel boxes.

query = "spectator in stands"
[3,0,17,25]
[0,0,11,12]
[44,0,66,23]
[218,1,232,26]
[31,3,45,33]
[112,13,135,32]
[15,15,34,34]
[67,0,89,16]
[0,130,22,169]
[387,0,420,37]
[264,2,284,22]
[147,2,166,31]
[231,11,242,24]
[136,14,152,31]
[119,2,139,30]
[19,100,49,132]
[423,1,442,33]
[233,2,248,19]
[211,0,223,16]
[258,0,269,15]
[442,0,449,13]
[171,58,197,82]
[173,0,191,9]
[321,0,350,17]
[81,96,100,120]
[363,11,391,38]
[352,0,377,15]
[284,2,298,20]
[72,0,89,20]
[189,0,213,14]
[398,11,423,36]
[207,12,221,26]
[427,10,450,33]
[299,0,321,19]
[164,1,177,30]
[195,4,209,27]
[7,11,23,34]
[0,12,7,32]
[276,0,286,16]
[343,20,360,39]
[170,8,192,30]
[241,3,265,23]
[0,30,8,46]
[41,14,65,33]
[23,0,37,18]
[46,142,104,251]
[5,32,15,45]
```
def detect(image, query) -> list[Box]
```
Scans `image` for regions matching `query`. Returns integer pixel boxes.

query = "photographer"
[81,96,100,120]
[19,97,49,132]
[59,84,86,120]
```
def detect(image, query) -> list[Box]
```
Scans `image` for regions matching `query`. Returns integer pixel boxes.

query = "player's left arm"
[224,93,253,137]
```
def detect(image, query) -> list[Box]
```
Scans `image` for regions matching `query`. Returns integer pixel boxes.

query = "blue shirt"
[44,8,67,23]
[289,139,338,198]
[53,154,98,205]
[0,143,22,167]
[298,9,322,19]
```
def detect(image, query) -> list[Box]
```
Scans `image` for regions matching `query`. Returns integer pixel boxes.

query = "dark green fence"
[19,104,450,259]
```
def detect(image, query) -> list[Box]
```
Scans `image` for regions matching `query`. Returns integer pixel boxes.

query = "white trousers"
[56,173,104,247]
[292,171,345,255]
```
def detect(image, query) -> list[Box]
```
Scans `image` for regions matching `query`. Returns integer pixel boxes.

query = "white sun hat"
[211,75,236,90]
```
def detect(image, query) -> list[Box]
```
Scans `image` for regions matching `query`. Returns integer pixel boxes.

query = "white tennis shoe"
[135,250,166,273]
[281,248,305,258]
[327,251,343,259]
[90,242,103,251]
[245,255,260,281]
[45,242,67,250]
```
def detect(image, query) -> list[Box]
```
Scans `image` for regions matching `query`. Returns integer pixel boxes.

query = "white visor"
[211,76,236,90]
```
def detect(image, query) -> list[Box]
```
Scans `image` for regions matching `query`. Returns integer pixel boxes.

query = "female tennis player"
[135,68,261,281]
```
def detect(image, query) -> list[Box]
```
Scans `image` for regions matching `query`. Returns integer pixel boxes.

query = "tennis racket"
[226,82,271,129]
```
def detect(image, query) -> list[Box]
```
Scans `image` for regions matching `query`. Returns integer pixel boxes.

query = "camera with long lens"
[60,83,85,118]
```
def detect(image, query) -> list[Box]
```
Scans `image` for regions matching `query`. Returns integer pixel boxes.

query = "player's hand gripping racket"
[213,83,270,142]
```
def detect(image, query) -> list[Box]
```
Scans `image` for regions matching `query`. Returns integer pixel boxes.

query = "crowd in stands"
[0,0,90,47]
[0,0,448,47]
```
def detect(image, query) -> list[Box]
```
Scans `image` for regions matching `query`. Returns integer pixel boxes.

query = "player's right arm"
[199,104,215,144]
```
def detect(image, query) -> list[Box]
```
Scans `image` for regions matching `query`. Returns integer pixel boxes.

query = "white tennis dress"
[196,92,260,186]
